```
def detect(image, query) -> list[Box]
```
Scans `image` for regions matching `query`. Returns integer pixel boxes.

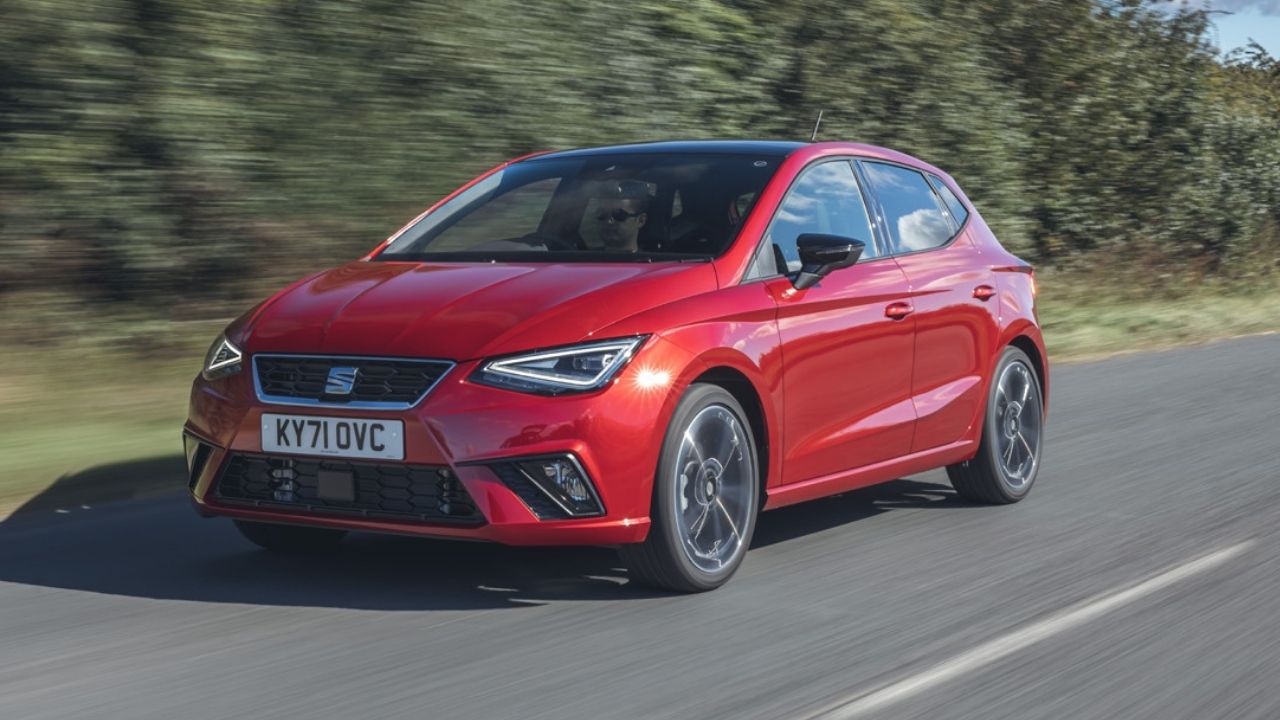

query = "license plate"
[261,413,404,461]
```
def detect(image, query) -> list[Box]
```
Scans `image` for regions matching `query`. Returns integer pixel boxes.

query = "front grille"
[214,453,482,524]
[254,355,453,408]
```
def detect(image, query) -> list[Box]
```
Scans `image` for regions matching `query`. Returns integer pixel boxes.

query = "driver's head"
[593,180,649,252]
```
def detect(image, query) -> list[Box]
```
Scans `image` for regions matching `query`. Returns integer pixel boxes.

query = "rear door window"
[861,161,954,254]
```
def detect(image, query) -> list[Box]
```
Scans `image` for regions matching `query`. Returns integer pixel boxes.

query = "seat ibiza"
[185,140,1047,592]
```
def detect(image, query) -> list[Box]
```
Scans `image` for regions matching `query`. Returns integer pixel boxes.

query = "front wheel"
[947,346,1045,504]
[621,384,760,593]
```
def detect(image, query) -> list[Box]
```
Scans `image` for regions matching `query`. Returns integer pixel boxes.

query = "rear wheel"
[947,346,1044,504]
[621,384,760,593]
[233,520,347,553]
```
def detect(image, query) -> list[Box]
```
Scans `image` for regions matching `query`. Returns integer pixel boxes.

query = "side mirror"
[792,234,865,290]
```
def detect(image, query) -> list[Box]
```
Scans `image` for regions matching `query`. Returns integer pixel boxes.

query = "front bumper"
[186,337,696,546]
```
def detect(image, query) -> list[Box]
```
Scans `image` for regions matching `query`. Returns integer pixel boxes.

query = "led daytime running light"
[203,334,243,380]
[474,336,646,395]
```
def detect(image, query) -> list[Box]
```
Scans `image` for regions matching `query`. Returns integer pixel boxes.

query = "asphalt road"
[2,335,1279,720]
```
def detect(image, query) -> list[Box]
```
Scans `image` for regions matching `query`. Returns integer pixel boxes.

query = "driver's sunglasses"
[596,208,642,224]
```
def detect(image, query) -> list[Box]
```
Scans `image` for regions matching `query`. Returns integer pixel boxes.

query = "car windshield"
[376,153,780,262]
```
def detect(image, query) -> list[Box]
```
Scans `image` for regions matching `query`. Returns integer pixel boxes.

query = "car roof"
[530,140,809,161]
[521,140,953,182]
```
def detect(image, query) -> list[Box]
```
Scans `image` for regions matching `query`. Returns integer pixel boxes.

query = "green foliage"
[1,0,1278,320]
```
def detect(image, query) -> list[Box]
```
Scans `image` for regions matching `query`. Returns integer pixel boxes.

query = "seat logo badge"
[325,367,359,395]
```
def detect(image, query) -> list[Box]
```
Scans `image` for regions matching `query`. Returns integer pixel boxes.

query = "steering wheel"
[518,231,583,252]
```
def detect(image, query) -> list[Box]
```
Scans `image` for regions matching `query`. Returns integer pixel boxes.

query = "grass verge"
[1041,285,1280,360]
[0,321,220,518]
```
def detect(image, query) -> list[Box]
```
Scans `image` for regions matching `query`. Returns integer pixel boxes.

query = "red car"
[184,140,1047,592]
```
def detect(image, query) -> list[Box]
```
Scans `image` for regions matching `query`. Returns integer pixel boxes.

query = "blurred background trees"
[2,0,1278,327]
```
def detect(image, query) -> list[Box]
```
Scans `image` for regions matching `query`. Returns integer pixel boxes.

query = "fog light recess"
[490,455,604,519]
[182,432,215,489]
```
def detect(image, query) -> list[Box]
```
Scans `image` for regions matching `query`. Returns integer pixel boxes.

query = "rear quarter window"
[928,174,970,228]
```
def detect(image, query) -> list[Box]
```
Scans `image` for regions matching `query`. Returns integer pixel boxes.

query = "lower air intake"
[214,453,482,524]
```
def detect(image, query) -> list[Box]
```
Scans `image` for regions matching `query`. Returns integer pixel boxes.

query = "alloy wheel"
[993,360,1042,489]
[672,404,754,573]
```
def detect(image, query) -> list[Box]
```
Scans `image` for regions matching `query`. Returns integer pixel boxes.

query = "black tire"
[947,346,1044,504]
[620,384,760,593]
[233,519,347,553]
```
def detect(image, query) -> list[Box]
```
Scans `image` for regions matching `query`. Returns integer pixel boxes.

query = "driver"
[593,179,650,252]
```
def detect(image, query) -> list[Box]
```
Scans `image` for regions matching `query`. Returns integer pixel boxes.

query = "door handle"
[885,302,914,320]
[973,285,996,301]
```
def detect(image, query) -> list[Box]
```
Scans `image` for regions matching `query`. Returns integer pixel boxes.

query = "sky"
[1165,0,1280,56]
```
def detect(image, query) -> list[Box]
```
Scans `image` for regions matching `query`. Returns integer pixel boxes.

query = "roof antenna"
[810,110,824,142]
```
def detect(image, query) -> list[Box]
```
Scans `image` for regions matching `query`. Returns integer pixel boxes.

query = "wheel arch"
[689,365,772,506]
[952,325,1050,466]
[1007,333,1049,411]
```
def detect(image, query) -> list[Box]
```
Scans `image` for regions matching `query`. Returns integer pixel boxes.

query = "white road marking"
[813,540,1255,719]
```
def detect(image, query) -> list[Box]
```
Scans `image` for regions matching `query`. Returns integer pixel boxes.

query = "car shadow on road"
[751,476,973,549]
[0,459,964,611]
[1,455,188,520]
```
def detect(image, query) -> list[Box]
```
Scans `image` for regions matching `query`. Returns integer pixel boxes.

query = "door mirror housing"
[792,234,865,290]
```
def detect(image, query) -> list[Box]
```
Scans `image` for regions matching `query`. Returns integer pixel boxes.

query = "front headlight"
[471,336,647,395]
[202,333,243,381]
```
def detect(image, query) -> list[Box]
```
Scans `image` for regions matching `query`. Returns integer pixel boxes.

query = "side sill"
[762,439,977,510]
